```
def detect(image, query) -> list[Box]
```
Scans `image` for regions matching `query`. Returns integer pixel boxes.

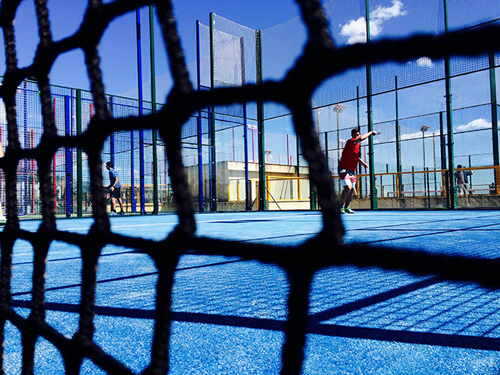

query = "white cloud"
[340,0,408,45]
[455,118,491,132]
[395,128,442,142]
[397,119,491,140]
[372,0,407,21]
[399,131,422,141]
[340,17,367,45]
[375,118,494,144]
[416,57,433,68]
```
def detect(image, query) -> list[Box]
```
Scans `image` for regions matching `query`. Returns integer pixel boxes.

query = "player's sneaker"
[0,216,6,226]
[109,211,118,216]
[340,207,345,214]
[119,211,124,215]
[345,207,355,214]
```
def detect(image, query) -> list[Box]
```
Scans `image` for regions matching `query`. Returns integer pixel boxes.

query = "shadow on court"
[8,210,500,374]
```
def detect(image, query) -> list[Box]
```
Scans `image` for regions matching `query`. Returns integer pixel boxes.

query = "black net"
[1,0,500,374]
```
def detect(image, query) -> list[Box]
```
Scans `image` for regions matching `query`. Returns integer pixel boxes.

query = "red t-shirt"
[338,138,360,171]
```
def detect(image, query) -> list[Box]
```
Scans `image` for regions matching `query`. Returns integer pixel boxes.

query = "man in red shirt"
[338,128,378,214]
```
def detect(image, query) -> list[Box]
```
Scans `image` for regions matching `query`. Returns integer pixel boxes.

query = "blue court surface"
[5,210,500,374]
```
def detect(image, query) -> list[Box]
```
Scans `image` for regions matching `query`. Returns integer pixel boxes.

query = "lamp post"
[421,126,430,206]
[421,125,429,168]
[433,132,437,193]
[247,124,257,163]
[265,150,272,164]
[333,104,346,162]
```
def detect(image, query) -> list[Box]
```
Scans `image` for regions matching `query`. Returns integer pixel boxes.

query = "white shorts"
[338,168,356,189]
[457,183,469,194]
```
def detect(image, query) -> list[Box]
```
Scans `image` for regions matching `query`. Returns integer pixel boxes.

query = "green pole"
[256,29,266,211]
[444,0,457,209]
[310,184,317,210]
[76,89,83,218]
[209,13,217,211]
[309,121,317,211]
[356,86,363,198]
[296,136,300,178]
[310,103,318,211]
[324,132,329,176]
[395,76,402,197]
[365,0,377,209]
[440,112,446,170]
[439,112,447,199]
[149,5,158,215]
[489,52,500,193]
[356,86,360,128]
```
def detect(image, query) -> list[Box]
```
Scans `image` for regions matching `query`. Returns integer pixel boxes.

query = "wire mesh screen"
[200,1,500,211]
[1,0,500,374]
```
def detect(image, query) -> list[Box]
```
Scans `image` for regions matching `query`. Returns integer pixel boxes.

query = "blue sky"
[2,0,499,172]
[0,0,309,98]
[3,0,497,98]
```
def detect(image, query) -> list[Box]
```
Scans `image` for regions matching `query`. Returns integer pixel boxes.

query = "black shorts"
[110,187,121,199]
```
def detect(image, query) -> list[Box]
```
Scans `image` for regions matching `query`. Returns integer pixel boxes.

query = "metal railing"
[226,166,500,210]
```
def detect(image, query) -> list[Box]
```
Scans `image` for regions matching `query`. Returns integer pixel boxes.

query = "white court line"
[57,223,178,231]
[75,214,319,228]
[195,213,321,224]
[23,212,322,233]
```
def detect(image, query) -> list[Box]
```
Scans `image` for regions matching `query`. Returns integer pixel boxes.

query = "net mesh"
[1,0,500,374]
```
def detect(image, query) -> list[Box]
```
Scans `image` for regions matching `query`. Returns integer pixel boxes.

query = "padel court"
[4,210,500,374]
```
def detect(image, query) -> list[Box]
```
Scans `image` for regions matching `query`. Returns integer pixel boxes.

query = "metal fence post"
[150,4,159,215]
[256,29,266,211]
[210,13,217,212]
[365,0,378,210]
[489,52,500,193]
[196,20,205,213]
[444,0,457,209]
[395,76,403,198]
[65,95,72,217]
[76,89,83,218]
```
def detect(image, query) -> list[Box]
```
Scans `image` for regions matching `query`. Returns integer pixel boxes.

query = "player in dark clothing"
[105,161,125,215]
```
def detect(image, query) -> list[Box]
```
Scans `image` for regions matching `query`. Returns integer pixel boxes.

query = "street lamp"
[421,126,430,204]
[265,150,272,163]
[421,126,429,169]
[247,124,257,163]
[333,104,346,162]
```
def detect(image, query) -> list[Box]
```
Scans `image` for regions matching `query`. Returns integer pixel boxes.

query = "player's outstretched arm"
[353,130,378,145]
[360,130,378,141]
